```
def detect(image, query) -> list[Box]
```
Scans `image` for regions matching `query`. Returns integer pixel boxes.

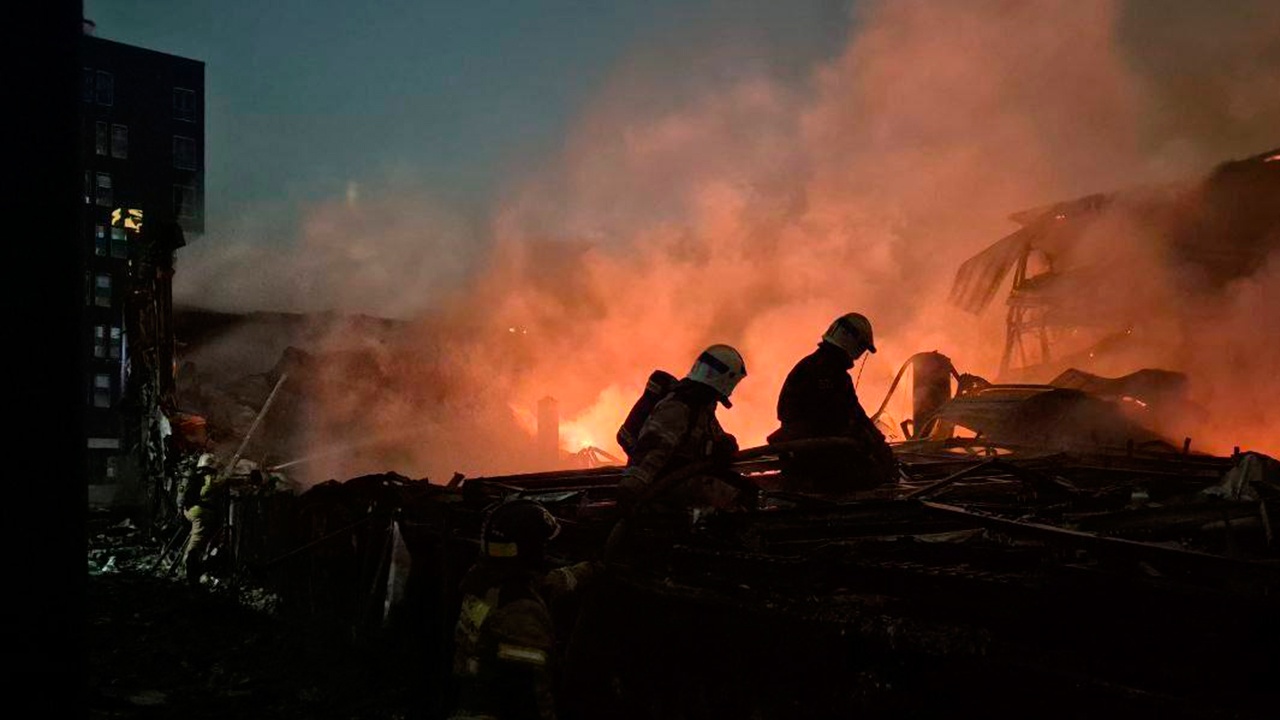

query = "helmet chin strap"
[854,352,868,390]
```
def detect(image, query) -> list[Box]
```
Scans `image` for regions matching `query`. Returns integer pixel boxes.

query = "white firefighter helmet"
[685,344,747,407]
[822,312,876,357]
[196,453,217,469]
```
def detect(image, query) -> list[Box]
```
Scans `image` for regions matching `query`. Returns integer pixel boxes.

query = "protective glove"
[616,471,648,514]
[709,434,739,466]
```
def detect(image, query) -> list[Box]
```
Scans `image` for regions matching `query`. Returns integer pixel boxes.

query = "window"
[84,171,93,204]
[91,325,125,361]
[174,185,196,218]
[173,87,196,122]
[95,71,113,105]
[95,173,112,207]
[112,207,143,231]
[94,274,112,308]
[93,374,112,408]
[95,122,108,156]
[109,327,123,360]
[111,124,128,159]
[110,227,128,259]
[82,68,95,102]
[105,456,119,480]
[173,136,197,170]
[94,225,107,256]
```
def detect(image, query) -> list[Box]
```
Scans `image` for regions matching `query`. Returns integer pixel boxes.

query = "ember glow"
[179,0,1280,485]
[556,386,633,453]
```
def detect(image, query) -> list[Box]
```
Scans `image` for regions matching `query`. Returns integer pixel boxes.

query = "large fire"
[177,0,1280,485]
[508,340,931,465]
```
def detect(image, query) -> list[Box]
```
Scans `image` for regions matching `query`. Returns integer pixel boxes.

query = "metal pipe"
[911,352,953,439]
[903,458,999,500]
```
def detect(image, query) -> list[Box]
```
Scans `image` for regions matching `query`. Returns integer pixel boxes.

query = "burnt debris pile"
[177,426,1280,718]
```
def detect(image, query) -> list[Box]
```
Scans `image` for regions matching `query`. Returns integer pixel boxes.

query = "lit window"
[95,122,108,156]
[93,325,107,358]
[94,274,112,308]
[93,373,112,408]
[82,68,95,103]
[84,171,93,204]
[110,227,128,259]
[111,124,128,159]
[109,327,123,360]
[112,207,143,231]
[95,225,107,256]
[173,87,196,122]
[95,71,113,106]
[95,173,112,207]
[173,185,196,218]
[173,136,197,170]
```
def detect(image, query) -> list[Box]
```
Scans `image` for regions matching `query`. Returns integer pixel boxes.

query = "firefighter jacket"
[450,559,598,720]
[769,342,896,488]
[772,342,883,444]
[618,379,739,508]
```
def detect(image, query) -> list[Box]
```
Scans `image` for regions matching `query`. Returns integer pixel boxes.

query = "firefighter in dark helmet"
[768,312,897,493]
[448,499,598,720]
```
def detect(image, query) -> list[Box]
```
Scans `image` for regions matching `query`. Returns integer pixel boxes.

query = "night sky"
[85,0,854,245]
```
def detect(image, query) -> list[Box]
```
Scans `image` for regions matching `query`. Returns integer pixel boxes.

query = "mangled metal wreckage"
[209,361,1280,718]
[948,145,1280,379]
[179,147,1280,716]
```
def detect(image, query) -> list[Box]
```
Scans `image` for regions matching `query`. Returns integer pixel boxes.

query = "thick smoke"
[178,0,1280,483]
[174,178,478,318]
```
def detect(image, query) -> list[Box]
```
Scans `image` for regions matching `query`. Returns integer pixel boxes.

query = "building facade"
[81,23,204,507]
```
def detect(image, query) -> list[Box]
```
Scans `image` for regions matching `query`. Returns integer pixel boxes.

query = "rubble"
[118,182,1280,715]
[87,506,415,719]
[128,308,1280,717]
[424,443,1280,716]
[135,419,1274,717]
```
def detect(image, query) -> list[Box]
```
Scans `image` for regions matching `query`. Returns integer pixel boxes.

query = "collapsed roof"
[949,146,1280,317]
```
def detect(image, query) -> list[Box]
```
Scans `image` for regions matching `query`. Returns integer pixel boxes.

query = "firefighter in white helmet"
[767,313,897,493]
[617,344,748,513]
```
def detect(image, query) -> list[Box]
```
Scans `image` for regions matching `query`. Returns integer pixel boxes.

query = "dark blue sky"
[86,0,853,242]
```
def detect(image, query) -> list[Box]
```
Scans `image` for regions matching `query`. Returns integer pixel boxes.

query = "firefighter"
[767,313,897,493]
[449,498,598,720]
[616,344,747,514]
[179,452,228,587]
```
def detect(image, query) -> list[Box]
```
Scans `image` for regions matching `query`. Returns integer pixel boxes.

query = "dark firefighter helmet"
[481,498,561,561]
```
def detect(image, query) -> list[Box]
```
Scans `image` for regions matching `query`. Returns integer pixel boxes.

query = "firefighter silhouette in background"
[768,313,897,494]
[448,498,598,720]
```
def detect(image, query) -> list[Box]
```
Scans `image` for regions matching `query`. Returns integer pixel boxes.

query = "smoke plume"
[176,0,1280,484]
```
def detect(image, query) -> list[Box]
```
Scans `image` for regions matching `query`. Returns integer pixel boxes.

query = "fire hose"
[603,437,876,564]
[560,436,903,697]
[868,352,962,424]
